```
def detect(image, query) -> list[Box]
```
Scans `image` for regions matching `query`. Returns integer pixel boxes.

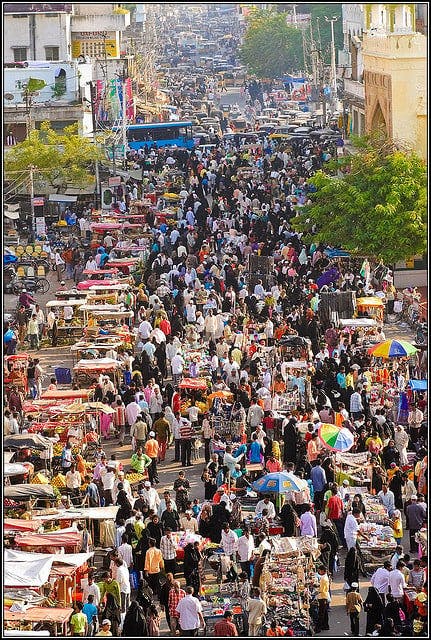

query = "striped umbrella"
[318,423,354,452]
[368,339,418,358]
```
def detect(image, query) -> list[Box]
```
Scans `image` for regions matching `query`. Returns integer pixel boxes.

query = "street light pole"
[325,15,339,109]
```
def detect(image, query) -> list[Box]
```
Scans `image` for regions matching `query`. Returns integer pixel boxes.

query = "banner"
[335,451,368,467]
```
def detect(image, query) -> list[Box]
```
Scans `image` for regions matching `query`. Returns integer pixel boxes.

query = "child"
[146,604,160,636]
[390,510,404,545]
[192,498,201,518]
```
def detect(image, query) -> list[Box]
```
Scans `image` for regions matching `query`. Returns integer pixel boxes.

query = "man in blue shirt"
[82,594,98,634]
[310,458,327,513]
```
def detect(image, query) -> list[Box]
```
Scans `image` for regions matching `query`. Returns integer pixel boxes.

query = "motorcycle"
[4,266,50,295]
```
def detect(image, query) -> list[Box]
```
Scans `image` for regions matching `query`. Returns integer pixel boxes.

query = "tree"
[239,10,304,78]
[239,5,343,79]
[291,136,427,264]
[4,121,102,194]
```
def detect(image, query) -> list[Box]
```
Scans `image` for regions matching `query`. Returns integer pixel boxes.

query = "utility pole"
[29,165,35,237]
[88,81,100,208]
[325,15,339,110]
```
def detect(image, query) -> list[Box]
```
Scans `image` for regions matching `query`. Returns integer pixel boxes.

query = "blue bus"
[114,121,195,151]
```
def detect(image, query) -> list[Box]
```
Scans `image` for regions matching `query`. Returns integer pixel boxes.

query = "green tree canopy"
[4,122,102,194]
[239,10,304,78]
[291,136,427,264]
[239,4,343,78]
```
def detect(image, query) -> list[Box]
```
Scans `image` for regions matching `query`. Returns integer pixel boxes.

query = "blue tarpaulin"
[324,249,351,258]
[408,379,427,391]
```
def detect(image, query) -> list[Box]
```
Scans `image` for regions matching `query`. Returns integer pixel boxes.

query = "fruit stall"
[178,377,211,416]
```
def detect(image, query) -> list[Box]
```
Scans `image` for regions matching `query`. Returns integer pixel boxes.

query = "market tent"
[4,549,94,566]
[4,519,42,532]
[4,463,28,477]
[14,531,81,548]
[30,505,119,522]
[4,556,53,588]
[4,485,55,501]
[73,358,122,372]
[40,389,91,400]
[3,433,52,450]
[178,378,208,390]
[4,607,73,626]
[408,379,427,391]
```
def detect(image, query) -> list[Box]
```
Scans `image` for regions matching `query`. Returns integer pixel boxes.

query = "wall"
[363,32,427,158]
[3,11,71,61]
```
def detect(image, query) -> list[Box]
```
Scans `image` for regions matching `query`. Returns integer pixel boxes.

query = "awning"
[178,377,208,391]
[4,210,20,220]
[4,607,73,625]
[408,379,427,392]
[14,531,81,548]
[5,557,53,588]
[48,194,77,202]
[4,549,94,566]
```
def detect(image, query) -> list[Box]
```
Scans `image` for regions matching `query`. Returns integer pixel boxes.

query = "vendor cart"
[355,297,385,323]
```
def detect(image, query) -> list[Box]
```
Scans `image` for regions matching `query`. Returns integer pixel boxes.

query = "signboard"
[72,33,118,59]
[32,197,45,206]
[35,217,46,235]
[108,176,121,187]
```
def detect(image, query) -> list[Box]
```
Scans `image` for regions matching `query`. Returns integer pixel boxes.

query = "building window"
[13,48,27,62]
[45,46,60,61]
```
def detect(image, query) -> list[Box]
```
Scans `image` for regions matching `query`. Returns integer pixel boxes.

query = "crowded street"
[3,3,428,638]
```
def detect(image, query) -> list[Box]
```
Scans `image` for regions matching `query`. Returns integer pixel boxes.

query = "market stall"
[260,536,319,636]
[178,378,211,417]
[73,358,123,387]
[355,297,385,323]
[4,607,73,637]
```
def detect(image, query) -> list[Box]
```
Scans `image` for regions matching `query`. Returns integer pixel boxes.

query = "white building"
[340,4,366,136]
[3,3,131,141]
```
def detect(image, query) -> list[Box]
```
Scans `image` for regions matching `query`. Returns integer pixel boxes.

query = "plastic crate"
[54,367,72,384]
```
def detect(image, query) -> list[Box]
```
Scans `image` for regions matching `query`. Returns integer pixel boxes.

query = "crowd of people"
[4,84,428,637]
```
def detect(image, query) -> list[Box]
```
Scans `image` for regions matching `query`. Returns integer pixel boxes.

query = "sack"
[393,300,403,314]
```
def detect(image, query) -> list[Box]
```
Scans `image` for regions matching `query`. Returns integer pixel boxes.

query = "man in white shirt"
[371,561,392,604]
[138,319,153,340]
[180,510,199,533]
[117,534,133,568]
[237,528,255,577]
[82,575,101,607]
[344,509,364,550]
[65,463,81,500]
[221,523,239,558]
[255,496,276,520]
[125,400,141,428]
[377,485,396,516]
[175,586,204,635]
[141,480,161,512]
[113,470,133,504]
[171,353,185,386]
[114,557,131,614]
[387,561,407,602]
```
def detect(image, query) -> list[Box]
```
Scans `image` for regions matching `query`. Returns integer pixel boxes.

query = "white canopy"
[45,299,85,308]
[4,549,94,566]
[4,557,53,588]
[339,318,378,328]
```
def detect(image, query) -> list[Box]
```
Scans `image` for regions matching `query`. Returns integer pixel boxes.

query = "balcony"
[343,78,365,102]
[71,12,130,33]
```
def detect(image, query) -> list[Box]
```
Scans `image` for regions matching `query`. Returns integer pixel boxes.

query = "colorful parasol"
[368,339,418,358]
[318,423,354,452]
[252,472,304,494]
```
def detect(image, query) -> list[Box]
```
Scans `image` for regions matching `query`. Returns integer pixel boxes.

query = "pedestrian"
[179,417,194,467]
[144,431,160,484]
[143,537,164,597]
[315,565,330,633]
[363,586,385,634]
[247,587,267,637]
[175,585,205,637]
[345,582,363,637]
[214,610,239,636]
